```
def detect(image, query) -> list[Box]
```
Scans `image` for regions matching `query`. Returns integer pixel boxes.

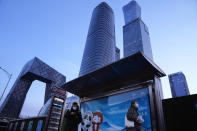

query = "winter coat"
[64,108,82,131]
[126,105,142,131]
[126,106,139,122]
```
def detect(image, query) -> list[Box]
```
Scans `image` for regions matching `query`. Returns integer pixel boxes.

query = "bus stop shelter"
[62,52,166,131]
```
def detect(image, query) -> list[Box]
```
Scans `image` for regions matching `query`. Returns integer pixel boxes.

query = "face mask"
[73,107,77,110]
[135,103,139,108]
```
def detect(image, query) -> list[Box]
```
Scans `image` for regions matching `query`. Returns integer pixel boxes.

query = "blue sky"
[0,0,197,117]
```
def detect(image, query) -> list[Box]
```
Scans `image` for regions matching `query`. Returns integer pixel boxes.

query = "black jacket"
[127,105,139,122]
[64,108,82,131]
[126,105,141,127]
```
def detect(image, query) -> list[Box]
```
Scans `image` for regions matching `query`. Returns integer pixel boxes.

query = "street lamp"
[0,67,12,102]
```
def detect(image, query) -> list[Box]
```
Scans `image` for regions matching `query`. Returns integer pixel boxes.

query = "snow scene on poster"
[78,88,152,131]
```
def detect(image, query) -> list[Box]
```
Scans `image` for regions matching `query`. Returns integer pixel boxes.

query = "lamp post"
[0,67,12,102]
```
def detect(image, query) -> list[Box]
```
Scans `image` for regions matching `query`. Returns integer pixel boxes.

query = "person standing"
[64,102,82,131]
[126,101,143,131]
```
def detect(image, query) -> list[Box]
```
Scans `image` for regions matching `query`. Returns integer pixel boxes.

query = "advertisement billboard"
[78,88,152,131]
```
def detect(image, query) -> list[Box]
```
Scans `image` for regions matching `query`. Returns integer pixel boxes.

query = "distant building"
[123,1,153,60]
[79,2,116,76]
[65,96,80,109]
[0,57,66,118]
[168,72,190,98]
[115,47,120,61]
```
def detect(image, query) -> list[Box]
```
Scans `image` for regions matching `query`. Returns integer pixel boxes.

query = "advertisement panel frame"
[80,80,157,131]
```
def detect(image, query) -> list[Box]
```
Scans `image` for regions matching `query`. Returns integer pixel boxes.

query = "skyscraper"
[123,1,153,59]
[168,72,190,98]
[79,2,116,76]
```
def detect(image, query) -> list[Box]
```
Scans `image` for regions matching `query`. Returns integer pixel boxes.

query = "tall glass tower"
[168,72,190,98]
[123,1,153,59]
[79,2,116,76]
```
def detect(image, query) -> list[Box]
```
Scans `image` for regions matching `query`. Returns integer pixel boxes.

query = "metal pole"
[0,67,10,77]
[0,67,12,102]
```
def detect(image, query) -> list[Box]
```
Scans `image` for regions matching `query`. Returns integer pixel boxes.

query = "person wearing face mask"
[126,101,143,131]
[64,102,82,131]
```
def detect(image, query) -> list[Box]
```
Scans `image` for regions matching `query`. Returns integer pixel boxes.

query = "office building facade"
[0,57,66,118]
[123,1,153,59]
[79,2,116,76]
[168,72,190,98]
